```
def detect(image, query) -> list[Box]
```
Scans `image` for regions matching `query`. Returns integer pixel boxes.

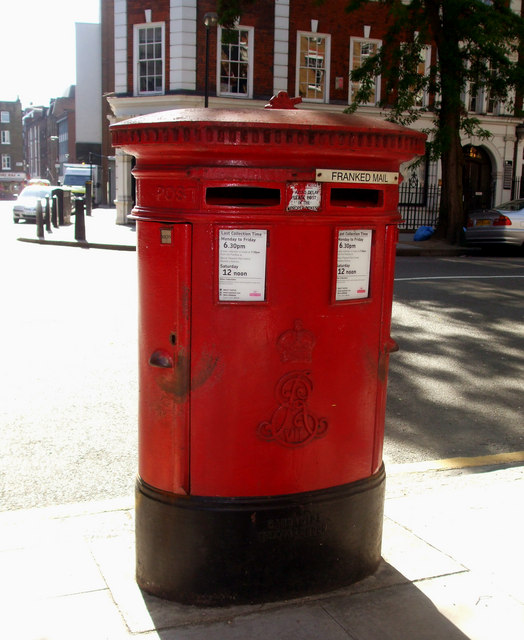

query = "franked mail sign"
[336,230,372,301]
[219,229,267,301]
[317,169,398,185]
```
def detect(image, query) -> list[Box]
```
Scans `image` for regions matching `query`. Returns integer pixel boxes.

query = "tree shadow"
[386,275,524,462]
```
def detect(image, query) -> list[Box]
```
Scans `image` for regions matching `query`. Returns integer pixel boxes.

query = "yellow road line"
[387,451,524,474]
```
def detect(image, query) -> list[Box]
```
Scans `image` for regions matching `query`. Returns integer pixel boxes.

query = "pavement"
[15,206,475,257]
[396,232,479,257]
[7,209,523,639]
[1,463,523,639]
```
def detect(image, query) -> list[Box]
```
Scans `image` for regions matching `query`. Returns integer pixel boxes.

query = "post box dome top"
[111,92,425,169]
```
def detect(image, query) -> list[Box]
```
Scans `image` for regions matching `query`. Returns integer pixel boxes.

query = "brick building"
[101,0,117,204]
[22,106,49,183]
[104,0,524,225]
[0,99,25,199]
[23,88,77,186]
[48,90,77,184]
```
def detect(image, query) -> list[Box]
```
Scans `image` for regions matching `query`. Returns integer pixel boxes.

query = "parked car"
[465,199,524,250]
[12,185,55,223]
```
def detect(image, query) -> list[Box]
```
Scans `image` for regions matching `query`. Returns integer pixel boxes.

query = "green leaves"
[217,0,255,28]
[344,0,524,152]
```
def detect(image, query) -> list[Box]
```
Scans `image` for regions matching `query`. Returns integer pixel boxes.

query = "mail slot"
[111,92,425,605]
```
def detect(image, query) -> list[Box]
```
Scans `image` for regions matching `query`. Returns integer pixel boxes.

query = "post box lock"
[148,349,174,368]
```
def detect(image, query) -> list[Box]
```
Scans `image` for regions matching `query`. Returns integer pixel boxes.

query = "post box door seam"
[138,222,192,495]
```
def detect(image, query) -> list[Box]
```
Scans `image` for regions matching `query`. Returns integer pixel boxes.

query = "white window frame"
[295,32,331,103]
[349,37,382,106]
[2,154,11,170]
[217,25,254,99]
[467,83,501,116]
[133,22,165,96]
[463,55,516,116]
[1,130,10,144]
[411,44,431,108]
[1,111,9,124]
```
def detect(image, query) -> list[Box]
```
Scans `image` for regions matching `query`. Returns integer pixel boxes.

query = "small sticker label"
[160,228,172,244]
[336,230,372,300]
[219,229,267,302]
[286,182,321,211]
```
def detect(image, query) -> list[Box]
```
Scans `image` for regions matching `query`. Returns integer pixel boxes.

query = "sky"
[1,0,100,109]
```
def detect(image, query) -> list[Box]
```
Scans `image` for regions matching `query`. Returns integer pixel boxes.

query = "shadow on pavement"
[386,273,524,463]
[138,562,470,640]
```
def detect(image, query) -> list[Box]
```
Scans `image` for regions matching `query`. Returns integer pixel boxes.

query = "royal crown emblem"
[277,319,316,363]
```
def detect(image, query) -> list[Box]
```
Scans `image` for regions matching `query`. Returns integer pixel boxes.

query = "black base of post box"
[135,465,385,606]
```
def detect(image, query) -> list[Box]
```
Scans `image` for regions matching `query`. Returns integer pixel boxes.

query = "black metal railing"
[397,176,523,231]
[398,183,441,230]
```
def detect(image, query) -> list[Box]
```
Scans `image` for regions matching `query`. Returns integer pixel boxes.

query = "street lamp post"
[204,12,218,108]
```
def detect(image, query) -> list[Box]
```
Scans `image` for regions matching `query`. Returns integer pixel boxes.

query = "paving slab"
[1,467,523,639]
[2,590,130,640]
[385,466,524,604]
[415,572,524,640]
[322,580,472,640]
[0,542,106,602]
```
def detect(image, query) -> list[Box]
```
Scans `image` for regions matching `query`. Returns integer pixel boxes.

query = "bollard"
[85,181,92,216]
[36,199,44,240]
[74,199,86,242]
[44,197,52,233]
[51,195,59,228]
[55,189,64,226]
[63,190,72,225]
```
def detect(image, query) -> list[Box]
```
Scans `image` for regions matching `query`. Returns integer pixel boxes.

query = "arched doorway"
[463,145,493,212]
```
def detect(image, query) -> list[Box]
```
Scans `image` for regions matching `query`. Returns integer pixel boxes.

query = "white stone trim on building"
[114,147,134,224]
[170,0,197,91]
[114,0,128,94]
[274,0,290,94]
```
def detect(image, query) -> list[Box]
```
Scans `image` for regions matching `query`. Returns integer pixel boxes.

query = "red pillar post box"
[111,93,425,606]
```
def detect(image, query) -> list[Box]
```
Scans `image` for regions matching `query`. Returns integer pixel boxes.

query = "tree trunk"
[425,0,465,245]
[435,125,465,244]
[432,6,465,245]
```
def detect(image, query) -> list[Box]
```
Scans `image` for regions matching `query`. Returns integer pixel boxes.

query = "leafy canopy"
[344,0,524,158]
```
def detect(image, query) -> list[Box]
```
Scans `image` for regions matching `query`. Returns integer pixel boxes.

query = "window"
[485,65,500,114]
[349,38,381,105]
[296,33,330,102]
[411,45,431,108]
[1,111,9,124]
[467,64,500,115]
[57,119,68,165]
[1,130,10,144]
[218,26,253,98]
[134,23,165,95]
[2,154,11,170]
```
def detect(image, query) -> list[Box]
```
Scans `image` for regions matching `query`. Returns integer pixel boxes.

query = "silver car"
[465,199,524,250]
[12,185,54,223]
